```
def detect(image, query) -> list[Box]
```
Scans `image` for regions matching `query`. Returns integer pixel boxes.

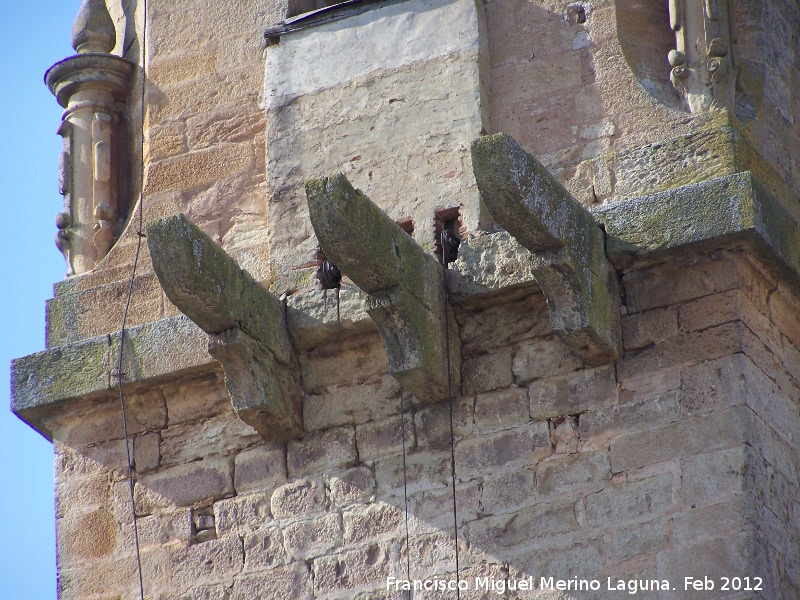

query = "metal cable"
[116,3,148,599]
[399,389,412,598]
[442,252,461,598]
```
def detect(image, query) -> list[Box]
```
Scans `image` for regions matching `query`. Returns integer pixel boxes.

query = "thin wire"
[442,256,460,598]
[399,389,412,598]
[116,3,148,599]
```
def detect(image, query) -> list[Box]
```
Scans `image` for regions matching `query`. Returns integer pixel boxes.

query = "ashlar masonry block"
[13,1,800,598]
[263,0,489,291]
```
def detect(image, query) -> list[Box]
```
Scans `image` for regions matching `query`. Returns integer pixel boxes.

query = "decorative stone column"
[45,0,133,276]
[667,0,735,113]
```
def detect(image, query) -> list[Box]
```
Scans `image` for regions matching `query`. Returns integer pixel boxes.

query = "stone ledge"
[447,231,539,303]
[593,171,800,277]
[11,315,213,441]
[12,234,539,441]
[14,171,799,440]
[286,233,541,348]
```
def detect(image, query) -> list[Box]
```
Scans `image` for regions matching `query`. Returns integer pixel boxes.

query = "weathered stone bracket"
[147,214,303,441]
[472,133,621,364]
[305,174,459,403]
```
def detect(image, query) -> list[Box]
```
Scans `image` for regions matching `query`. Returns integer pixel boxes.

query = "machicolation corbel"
[147,214,303,442]
[305,174,459,403]
[472,133,621,364]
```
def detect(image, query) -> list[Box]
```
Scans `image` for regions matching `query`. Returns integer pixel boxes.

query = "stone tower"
[11,0,800,598]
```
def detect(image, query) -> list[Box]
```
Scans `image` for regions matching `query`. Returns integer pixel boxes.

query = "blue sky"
[0,2,89,597]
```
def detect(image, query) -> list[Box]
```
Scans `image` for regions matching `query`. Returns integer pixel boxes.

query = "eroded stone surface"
[594,171,800,275]
[17,0,800,598]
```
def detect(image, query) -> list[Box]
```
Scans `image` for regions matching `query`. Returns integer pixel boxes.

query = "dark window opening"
[434,207,462,266]
[288,0,345,18]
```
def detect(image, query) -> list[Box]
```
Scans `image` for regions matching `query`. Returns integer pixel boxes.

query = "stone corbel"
[472,133,621,365]
[305,174,459,403]
[147,214,303,442]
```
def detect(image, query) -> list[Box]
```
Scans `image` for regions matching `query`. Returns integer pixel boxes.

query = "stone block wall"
[23,1,800,598]
[487,0,800,206]
[44,0,800,347]
[262,0,489,288]
[51,249,800,599]
[46,0,285,347]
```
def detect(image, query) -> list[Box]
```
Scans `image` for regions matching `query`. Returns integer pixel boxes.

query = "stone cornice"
[593,171,800,278]
[12,171,799,441]
[11,315,213,441]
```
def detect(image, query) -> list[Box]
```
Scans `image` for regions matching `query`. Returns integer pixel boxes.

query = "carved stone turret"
[71,0,116,54]
[45,0,133,276]
[667,0,735,112]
